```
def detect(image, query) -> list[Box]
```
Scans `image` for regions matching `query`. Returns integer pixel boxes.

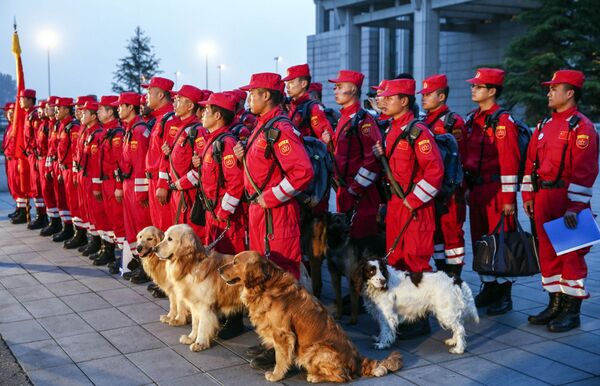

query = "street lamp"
[274,56,282,74]
[174,71,181,89]
[217,65,225,92]
[38,30,58,97]
[199,42,215,90]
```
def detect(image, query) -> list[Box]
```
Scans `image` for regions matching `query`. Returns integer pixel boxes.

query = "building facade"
[308,0,538,114]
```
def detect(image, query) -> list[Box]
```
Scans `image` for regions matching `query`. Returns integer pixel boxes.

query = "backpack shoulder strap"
[158,111,175,139]
[443,111,457,132]
[486,108,508,130]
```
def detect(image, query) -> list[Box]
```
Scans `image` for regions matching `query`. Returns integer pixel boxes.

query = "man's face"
[470,84,494,103]
[98,106,113,123]
[285,78,306,99]
[37,107,45,119]
[248,89,268,115]
[422,90,444,111]
[46,105,55,118]
[118,104,134,121]
[333,82,356,106]
[56,106,70,120]
[81,109,96,126]
[19,97,33,109]
[174,96,193,117]
[381,95,405,117]
[7,110,13,122]
[375,90,387,110]
[547,84,573,110]
[201,105,219,131]
[75,108,83,121]
[147,87,164,109]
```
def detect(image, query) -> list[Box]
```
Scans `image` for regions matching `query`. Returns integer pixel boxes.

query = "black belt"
[122,173,132,180]
[539,179,565,189]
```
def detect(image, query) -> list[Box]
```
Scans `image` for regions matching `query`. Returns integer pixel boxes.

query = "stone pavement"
[0,189,599,386]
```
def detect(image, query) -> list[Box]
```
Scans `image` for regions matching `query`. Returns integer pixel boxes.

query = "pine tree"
[112,27,161,94]
[501,0,600,124]
[0,73,17,106]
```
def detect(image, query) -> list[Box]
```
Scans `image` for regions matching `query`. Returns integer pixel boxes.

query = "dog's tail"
[460,282,480,324]
[361,351,403,377]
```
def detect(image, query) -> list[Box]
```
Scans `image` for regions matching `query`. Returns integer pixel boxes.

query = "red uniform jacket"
[288,93,333,140]
[234,109,256,137]
[385,112,445,210]
[97,119,125,190]
[522,106,599,212]
[56,117,81,172]
[121,116,151,203]
[35,118,50,159]
[333,102,382,195]
[423,105,467,160]
[244,106,313,208]
[463,103,520,205]
[24,108,40,156]
[3,121,15,158]
[146,103,174,187]
[81,122,105,191]
[165,115,207,190]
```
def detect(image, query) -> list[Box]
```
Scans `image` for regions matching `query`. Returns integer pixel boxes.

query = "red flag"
[12,22,29,196]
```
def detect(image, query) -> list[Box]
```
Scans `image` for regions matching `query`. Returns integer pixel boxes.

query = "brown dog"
[219,251,402,383]
[136,226,189,326]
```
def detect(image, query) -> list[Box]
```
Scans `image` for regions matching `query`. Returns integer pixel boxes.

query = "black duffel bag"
[473,214,540,276]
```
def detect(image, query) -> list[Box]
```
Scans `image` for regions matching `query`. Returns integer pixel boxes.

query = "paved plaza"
[0,191,599,386]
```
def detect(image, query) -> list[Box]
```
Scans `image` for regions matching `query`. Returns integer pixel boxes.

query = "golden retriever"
[136,226,189,326]
[153,224,244,352]
[219,251,403,383]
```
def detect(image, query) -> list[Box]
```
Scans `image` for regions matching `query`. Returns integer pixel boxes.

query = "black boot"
[130,267,151,284]
[487,282,513,315]
[82,235,102,256]
[218,313,245,340]
[93,241,116,266]
[475,281,499,308]
[547,295,582,332]
[108,258,121,275]
[434,259,446,272]
[52,223,74,242]
[123,259,141,280]
[246,344,266,359]
[250,348,275,371]
[528,292,563,325]
[27,212,48,230]
[147,282,159,292]
[152,288,167,298]
[8,208,18,218]
[397,316,431,340]
[40,217,62,236]
[88,241,106,260]
[444,264,463,281]
[64,227,87,249]
[10,208,28,224]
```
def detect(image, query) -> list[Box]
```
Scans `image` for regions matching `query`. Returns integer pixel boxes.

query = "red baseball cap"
[55,97,74,107]
[18,89,36,98]
[82,101,99,111]
[200,89,213,102]
[370,79,389,91]
[282,64,311,82]
[467,68,505,86]
[99,96,118,107]
[379,79,416,97]
[47,96,58,106]
[199,92,236,112]
[114,92,141,106]
[418,74,448,94]
[328,70,364,88]
[542,70,585,88]
[228,89,247,103]
[174,85,204,104]
[75,95,97,107]
[141,76,174,91]
[36,100,47,109]
[308,83,322,93]
[240,73,284,93]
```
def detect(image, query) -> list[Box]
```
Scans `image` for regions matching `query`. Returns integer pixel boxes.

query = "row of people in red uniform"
[2,66,596,344]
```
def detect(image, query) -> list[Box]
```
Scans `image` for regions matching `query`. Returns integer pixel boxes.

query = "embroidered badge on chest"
[397,140,409,151]
[169,127,178,137]
[559,131,569,141]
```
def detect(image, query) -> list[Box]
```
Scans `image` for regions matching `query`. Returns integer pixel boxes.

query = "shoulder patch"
[576,134,589,149]
[495,126,506,139]
[223,154,236,168]
[452,128,463,141]
[310,115,319,127]
[361,123,371,135]
[195,136,206,149]
[130,140,138,151]
[418,139,432,154]
[91,144,98,154]
[169,126,178,137]
[278,139,291,155]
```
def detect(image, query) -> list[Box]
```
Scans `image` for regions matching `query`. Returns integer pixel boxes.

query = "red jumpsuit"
[25,109,44,212]
[333,102,382,239]
[522,106,598,298]
[120,116,152,255]
[56,117,81,225]
[73,124,90,232]
[424,105,467,266]
[164,115,207,238]
[83,122,109,240]
[464,104,520,282]
[36,118,58,219]
[244,106,314,279]
[97,120,126,249]
[46,120,69,219]
[384,112,444,272]
[146,103,175,231]
[3,121,26,208]
[176,125,246,254]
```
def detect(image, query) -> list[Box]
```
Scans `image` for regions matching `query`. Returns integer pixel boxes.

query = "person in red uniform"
[19,89,46,228]
[225,89,254,141]
[522,70,599,332]
[143,76,176,231]
[373,78,445,337]
[52,98,81,242]
[140,94,153,124]
[93,96,126,273]
[324,70,382,248]
[8,91,32,225]
[116,92,152,282]
[160,85,207,238]
[464,68,521,315]
[419,74,468,279]
[1,103,22,218]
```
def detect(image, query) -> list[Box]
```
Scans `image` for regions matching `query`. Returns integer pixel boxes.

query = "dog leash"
[384,212,416,263]
[205,219,231,251]
[243,155,274,258]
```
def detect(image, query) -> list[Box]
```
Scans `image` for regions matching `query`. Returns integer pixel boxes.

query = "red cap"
[228,89,247,103]
[47,96,59,106]
[114,92,141,106]
[240,73,284,93]
[201,89,213,102]
[2,102,14,110]
[18,89,36,98]
[174,85,204,104]
[370,79,388,92]
[467,68,505,86]
[418,74,448,94]
[99,96,119,107]
[82,101,99,111]
[141,76,174,91]
[75,95,97,107]
[140,94,148,105]
[328,70,364,88]
[36,100,47,109]
[199,92,236,112]
[282,64,311,82]
[55,97,74,107]
[308,83,322,93]
[542,70,585,89]
[379,79,416,97]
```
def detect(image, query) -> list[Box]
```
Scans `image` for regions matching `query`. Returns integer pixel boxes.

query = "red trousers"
[433,190,466,266]
[7,157,28,205]
[53,164,69,221]
[248,201,302,279]
[386,195,434,273]
[148,178,173,232]
[122,179,152,248]
[533,188,590,298]
[171,189,202,239]
[28,155,42,201]
[205,209,246,255]
[61,169,80,225]
[39,160,58,217]
[336,185,380,239]
[85,177,109,235]
[75,172,90,230]
[102,178,126,248]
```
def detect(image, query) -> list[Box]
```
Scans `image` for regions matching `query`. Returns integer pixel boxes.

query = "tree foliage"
[112,27,161,94]
[0,73,17,106]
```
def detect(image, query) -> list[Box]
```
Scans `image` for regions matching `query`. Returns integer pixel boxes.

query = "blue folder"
[543,208,600,256]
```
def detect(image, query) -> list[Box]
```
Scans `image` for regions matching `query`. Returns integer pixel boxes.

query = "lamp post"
[217,65,224,92]
[200,42,215,90]
[39,30,57,97]
[274,56,282,74]
[174,71,181,89]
